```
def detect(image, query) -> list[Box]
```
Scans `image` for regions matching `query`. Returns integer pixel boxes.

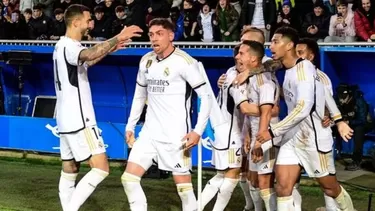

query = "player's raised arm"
[182,62,212,136]
[269,61,316,139]
[125,61,148,133]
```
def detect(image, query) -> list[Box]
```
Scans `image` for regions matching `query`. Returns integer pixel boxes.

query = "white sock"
[68,168,108,211]
[260,188,277,211]
[324,193,339,211]
[59,171,78,211]
[177,183,197,211]
[249,183,264,211]
[212,178,238,211]
[201,173,224,209]
[334,186,354,211]
[239,176,253,210]
[292,184,302,211]
[277,195,295,211]
[121,172,147,211]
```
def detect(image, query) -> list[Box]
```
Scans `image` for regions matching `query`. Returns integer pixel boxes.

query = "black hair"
[149,18,175,31]
[241,40,265,59]
[274,26,299,47]
[298,37,321,69]
[64,4,91,26]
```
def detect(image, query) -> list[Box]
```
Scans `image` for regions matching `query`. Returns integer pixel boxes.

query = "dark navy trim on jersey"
[193,82,206,90]
[136,81,147,87]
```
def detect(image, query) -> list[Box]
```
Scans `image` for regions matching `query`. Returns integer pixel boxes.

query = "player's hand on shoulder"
[336,121,353,142]
[125,131,136,148]
[233,70,250,87]
[117,25,143,42]
[217,74,226,88]
[182,131,201,150]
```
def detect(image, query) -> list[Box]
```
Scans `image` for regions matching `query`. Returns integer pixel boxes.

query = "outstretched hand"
[117,25,143,42]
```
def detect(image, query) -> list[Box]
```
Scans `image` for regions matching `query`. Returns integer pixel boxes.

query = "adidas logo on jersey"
[174,163,182,168]
[263,165,268,169]
[314,170,320,174]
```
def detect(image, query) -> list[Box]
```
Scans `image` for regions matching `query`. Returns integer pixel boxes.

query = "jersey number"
[92,127,102,140]
[54,60,62,91]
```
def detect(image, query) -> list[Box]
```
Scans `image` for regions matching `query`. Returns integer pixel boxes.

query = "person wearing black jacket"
[336,84,370,171]
[240,0,276,41]
[8,10,29,39]
[111,6,130,37]
[50,8,66,40]
[301,1,330,42]
[28,4,53,40]
[91,6,112,40]
[126,0,147,41]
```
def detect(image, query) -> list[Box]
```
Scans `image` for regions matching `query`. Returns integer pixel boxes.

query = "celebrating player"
[54,4,142,211]
[256,26,354,211]
[122,18,212,211]
[297,37,354,211]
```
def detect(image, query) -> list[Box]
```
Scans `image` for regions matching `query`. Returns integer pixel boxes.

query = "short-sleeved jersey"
[53,36,96,134]
[272,59,332,152]
[247,72,280,140]
[215,66,244,149]
[136,48,206,143]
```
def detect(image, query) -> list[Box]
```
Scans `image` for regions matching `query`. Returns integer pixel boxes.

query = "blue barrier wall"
[0,44,374,168]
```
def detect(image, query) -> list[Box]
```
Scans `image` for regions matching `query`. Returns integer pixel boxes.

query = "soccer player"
[235,40,281,211]
[200,44,243,211]
[54,4,142,211]
[122,18,212,211]
[256,26,354,211]
[297,38,353,211]
[217,27,281,211]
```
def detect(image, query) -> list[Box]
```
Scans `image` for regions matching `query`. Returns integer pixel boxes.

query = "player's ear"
[286,41,294,52]
[308,53,314,62]
[169,30,175,42]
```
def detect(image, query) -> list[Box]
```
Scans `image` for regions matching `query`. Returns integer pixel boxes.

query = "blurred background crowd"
[1,0,375,42]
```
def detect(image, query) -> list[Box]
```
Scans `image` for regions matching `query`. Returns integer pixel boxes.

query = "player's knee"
[62,161,80,173]
[224,168,240,179]
[321,183,341,198]
[121,172,141,191]
[276,181,293,196]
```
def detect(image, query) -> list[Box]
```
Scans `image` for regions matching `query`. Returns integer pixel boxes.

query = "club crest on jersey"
[164,67,170,77]
[146,60,152,68]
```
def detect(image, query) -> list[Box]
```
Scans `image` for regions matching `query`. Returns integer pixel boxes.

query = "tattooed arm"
[85,44,118,67]
[79,37,119,64]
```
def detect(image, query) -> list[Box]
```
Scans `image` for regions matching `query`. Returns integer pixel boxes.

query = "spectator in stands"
[32,0,54,18]
[354,0,375,41]
[216,0,239,41]
[91,6,111,40]
[22,7,31,23]
[28,4,52,40]
[240,0,276,41]
[50,8,65,40]
[230,0,241,15]
[198,3,216,42]
[301,1,330,41]
[183,0,199,41]
[336,84,369,171]
[19,0,32,14]
[170,6,184,40]
[126,0,147,41]
[324,0,356,42]
[99,0,118,20]
[56,0,75,13]
[2,0,15,21]
[0,5,10,38]
[273,0,299,33]
[145,0,171,26]
[8,9,28,39]
[111,5,129,37]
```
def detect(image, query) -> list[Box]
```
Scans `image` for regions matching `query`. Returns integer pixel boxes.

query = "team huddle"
[53,4,356,211]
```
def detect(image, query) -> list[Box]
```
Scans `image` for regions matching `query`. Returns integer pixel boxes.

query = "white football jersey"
[215,66,244,149]
[128,48,207,143]
[247,72,280,141]
[271,59,333,152]
[53,36,96,133]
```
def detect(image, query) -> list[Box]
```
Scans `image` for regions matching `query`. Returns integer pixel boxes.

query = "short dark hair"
[94,6,104,13]
[54,8,64,15]
[64,4,91,26]
[274,26,299,47]
[233,44,241,58]
[298,38,320,69]
[149,18,175,31]
[115,5,125,13]
[336,0,348,7]
[24,8,32,14]
[240,27,265,43]
[241,40,265,59]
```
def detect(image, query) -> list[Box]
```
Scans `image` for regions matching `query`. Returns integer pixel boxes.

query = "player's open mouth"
[153,44,160,48]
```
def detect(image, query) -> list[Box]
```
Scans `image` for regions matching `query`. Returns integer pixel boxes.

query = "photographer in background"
[336,84,371,171]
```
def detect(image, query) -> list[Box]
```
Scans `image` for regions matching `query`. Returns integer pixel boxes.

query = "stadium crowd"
[1,0,375,42]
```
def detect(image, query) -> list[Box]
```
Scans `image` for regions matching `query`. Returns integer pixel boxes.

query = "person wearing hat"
[301,0,330,42]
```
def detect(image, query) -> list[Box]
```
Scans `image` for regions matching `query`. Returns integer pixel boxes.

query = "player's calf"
[122,162,148,211]
[173,172,197,211]
[239,172,254,211]
[248,171,263,211]
[258,173,276,211]
[316,176,354,211]
[201,171,225,209]
[210,168,240,211]
[59,161,80,211]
